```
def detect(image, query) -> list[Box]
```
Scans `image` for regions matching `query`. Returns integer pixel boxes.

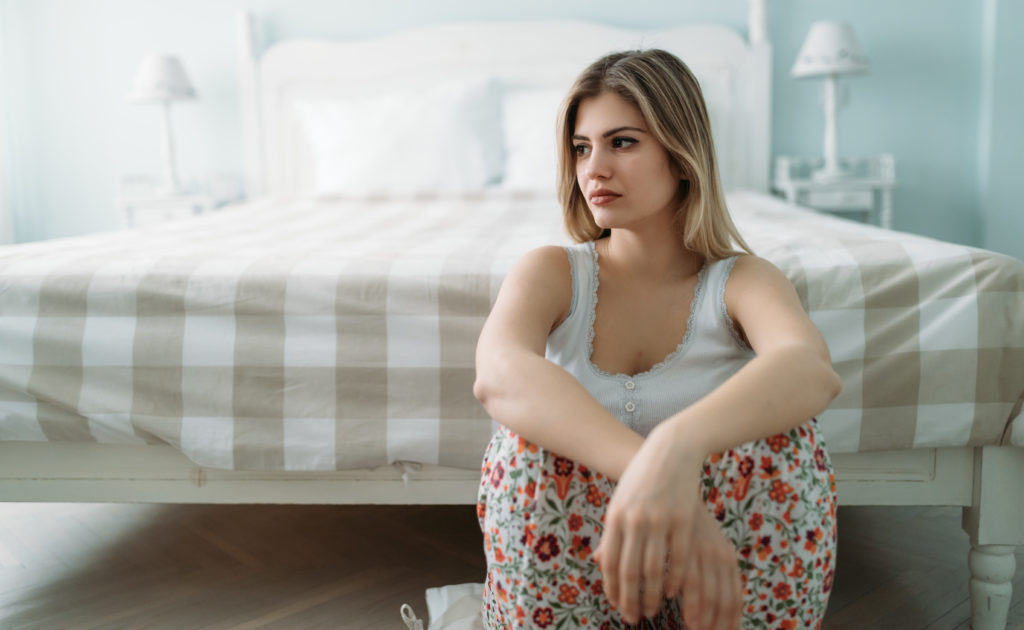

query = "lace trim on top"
[550,245,579,337]
[585,240,709,380]
[718,256,754,352]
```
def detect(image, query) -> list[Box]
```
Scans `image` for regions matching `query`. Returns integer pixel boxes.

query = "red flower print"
[748,512,764,531]
[516,434,538,454]
[570,535,593,560]
[532,607,554,628]
[524,480,536,498]
[788,557,805,578]
[521,522,537,547]
[552,456,575,499]
[778,620,798,629]
[715,503,726,522]
[760,456,780,478]
[814,447,828,472]
[476,502,486,520]
[558,583,580,604]
[494,547,506,563]
[805,527,823,553]
[586,484,604,508]
[769,479,794,503]
[773,582,792,600]
[823,569,834,593]
[767,434,790,453]
[707,486,720,503]
[568,514,584,531]
[534,533,560,562]
[490,462,505,488]
[600,622,612,630]
[732,456,755,500]
[592,580,604,596]
[578,463,592,481]
[756,535,773,561]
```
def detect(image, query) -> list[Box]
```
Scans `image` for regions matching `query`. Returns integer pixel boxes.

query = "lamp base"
[811,166,854,184]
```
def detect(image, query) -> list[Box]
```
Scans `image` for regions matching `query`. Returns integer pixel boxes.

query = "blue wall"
[1,0,1019,260]
[979,0,1024,257]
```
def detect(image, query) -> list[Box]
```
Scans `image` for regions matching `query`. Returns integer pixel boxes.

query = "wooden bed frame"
[1,3,1020,628]
[0,442,1021,629]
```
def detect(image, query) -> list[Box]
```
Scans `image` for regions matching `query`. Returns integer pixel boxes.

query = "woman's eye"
[612,137,637,149]
[573,144,590,157]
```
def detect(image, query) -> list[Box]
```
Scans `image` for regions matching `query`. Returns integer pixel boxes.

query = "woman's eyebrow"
[572,126,647,141]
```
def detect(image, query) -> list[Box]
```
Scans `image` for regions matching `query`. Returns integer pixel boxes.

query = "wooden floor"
[0,503,1021,629]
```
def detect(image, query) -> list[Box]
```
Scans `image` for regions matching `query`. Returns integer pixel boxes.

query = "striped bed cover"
[0,191,1021,471]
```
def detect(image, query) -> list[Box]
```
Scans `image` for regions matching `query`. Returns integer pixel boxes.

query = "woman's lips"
[589,194,621,206]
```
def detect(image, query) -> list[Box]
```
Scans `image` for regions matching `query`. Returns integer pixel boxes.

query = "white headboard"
[235,2,771,200]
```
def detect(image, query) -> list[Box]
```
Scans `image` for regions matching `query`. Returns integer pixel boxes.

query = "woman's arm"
[474,246,644,482]
[660,255,842,456]
[595,255,841,626]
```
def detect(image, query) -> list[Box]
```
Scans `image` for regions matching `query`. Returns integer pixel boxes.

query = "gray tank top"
[545,240,756,437]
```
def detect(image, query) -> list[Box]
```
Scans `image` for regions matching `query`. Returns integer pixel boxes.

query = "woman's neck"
[599,223,702,282]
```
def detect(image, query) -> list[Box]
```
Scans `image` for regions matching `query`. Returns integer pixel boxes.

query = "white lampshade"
[127,54,197,102]
[791,21,870,78]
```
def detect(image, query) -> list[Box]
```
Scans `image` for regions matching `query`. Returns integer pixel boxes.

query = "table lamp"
[127,54,197,195]
[791,21,870,182]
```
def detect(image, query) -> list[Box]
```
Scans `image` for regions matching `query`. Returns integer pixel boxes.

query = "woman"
[474,49,840,630]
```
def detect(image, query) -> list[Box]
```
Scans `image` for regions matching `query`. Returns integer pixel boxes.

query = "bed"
[1,2,1022,628]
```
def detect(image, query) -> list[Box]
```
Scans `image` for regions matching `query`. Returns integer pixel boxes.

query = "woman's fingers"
[700,549,720,630]
[641,531,667,619]
[597,527,622,609]
[681,548,702,629]
[721,546,744,630]
[617,526,644,624]
[663,527,688,599]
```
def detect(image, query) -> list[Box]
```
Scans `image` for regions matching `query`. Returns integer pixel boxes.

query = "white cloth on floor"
[401,583,485,630]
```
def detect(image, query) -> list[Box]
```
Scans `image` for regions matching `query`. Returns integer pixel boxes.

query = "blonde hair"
[556,49,753,259]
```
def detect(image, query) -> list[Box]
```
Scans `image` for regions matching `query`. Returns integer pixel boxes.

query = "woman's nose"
[584,147,612,180]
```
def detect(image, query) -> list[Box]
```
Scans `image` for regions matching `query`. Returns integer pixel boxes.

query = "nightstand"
[772,154,896,229]
[117,174,243,228]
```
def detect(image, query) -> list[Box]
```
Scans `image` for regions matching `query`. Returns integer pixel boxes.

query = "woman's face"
[572,91,682,232]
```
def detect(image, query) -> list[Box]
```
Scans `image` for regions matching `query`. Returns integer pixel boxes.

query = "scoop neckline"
[584,240,709,380]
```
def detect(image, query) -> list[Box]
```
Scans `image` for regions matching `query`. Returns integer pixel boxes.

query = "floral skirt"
[476,418,838,630]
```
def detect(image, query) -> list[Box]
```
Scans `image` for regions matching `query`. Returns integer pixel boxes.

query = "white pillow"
[292,77,503,197]
[499,87,565,192]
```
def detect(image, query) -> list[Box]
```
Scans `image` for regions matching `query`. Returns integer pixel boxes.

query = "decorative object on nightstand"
[118,173,243,228]
[773,154,896,229]
[791,21,870,183]
[127,53,197,195]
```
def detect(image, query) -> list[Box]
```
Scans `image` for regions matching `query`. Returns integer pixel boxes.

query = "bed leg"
[967,544,1016,630]
[961,446,1024,630]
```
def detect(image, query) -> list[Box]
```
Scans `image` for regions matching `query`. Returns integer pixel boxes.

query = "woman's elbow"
[473,352,510,407]
[473,374,493,406]
[820,361,842,405]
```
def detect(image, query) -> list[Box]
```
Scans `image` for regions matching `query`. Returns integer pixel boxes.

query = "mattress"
[0,191,1021,471]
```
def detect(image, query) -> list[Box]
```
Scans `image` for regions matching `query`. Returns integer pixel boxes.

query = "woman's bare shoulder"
[499,245,574,332]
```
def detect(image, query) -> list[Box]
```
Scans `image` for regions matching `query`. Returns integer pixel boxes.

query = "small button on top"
[625,381,636,390]
[624,401,637,412]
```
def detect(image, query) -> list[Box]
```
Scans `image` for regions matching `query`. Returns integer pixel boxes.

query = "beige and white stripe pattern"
[0,191,1021,471]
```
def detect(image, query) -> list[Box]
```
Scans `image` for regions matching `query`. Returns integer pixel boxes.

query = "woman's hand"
[677,497,744,630]
[593,424,742,629]
[592,423,702,623]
